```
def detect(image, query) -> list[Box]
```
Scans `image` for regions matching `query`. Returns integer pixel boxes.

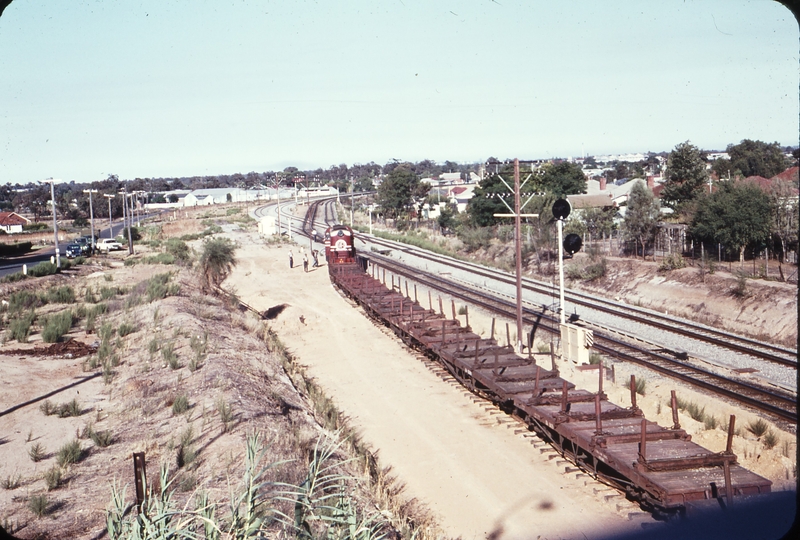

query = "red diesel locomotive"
[324,225,356,264]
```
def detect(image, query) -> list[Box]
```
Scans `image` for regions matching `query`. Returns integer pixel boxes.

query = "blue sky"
[0,0,797,184]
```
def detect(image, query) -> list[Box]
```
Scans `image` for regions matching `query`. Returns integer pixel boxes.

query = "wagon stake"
[670,390,680,430]
[630,375,637,410]
[133,452,147,513]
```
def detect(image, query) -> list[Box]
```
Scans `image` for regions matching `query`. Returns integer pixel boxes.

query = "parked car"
[73,237,93,255]
[65,243,83,258]
[97,238,124,252]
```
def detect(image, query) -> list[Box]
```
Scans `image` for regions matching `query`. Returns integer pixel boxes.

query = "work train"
[324,225,357,265]
[324,222,773,515]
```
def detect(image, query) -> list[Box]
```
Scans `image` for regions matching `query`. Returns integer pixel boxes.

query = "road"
[0,215,156,278]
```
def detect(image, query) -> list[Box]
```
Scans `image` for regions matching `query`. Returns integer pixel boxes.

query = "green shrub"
[2,473,21,490]
[89,428,113,448]
[45,286,75,304]
[747,418,770,438]
[763,430,778,449]
[216,397,233,431]
[57,398,83,418]
[44,466,61,491]
[6,311,36,343]
[634,377,647,396]
[172,394,190,415]
[28,442,46,462]
[703,415,718,430]
[162,341,180,369]
[41,310,73,343]
[146,273,174,302]
[28,261,58,277]
[1,271,26,283]
[165,238,191,262]
[9,290,44,313]
[99,287,122,300]
[457,227,495,253]
[56,439,84,467]
[39,400,56,416]
[118,321,136,337]
[28,494,49,517]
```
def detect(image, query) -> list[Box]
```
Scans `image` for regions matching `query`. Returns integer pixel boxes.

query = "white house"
[0,212,30,234]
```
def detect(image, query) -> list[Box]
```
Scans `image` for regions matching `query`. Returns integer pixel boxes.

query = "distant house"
[182,187,275,207]
[0,212,30,234]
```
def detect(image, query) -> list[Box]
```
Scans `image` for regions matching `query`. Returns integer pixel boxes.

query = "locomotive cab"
[324,225,356,264]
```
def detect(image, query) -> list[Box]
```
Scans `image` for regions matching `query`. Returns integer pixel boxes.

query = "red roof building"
[0,212,30,234]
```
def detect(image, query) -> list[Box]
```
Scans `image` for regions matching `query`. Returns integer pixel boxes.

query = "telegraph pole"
[103,194,114,239]
[491,158,540,352]
[83,188,98,253]
[41,178,62,268]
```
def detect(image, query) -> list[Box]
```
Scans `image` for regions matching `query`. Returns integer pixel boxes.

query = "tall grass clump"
[216,397,233,432]
[634,377,647,396]
[746,418,770,438]
[165,238,191,263]
[56,439,84,467]
[162,341,180,369]
[44,465,62,491]
[28,442,46,462]
[172,394,190,415]
[6,310,36,343]
[117,321,137,337]
[8,290,44,312]
[105,432,390,540]
[45,285,75,304]
[675,396,707,422]
[2,473,21,490]
[28,494,49,517]
[41,309,74,343]
[763,430,778,450]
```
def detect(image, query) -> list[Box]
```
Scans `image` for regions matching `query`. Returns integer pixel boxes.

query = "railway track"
[364,251,798,424]
[273,198,797,423]
[360,234,797,368]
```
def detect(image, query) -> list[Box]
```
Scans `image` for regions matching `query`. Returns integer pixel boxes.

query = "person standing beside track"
[302,252,309,272]
[288,249,294,269]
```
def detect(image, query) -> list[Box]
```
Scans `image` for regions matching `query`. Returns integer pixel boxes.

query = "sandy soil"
[225,232,648,540]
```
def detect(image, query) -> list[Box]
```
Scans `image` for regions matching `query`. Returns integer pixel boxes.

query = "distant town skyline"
[1,0,797,184]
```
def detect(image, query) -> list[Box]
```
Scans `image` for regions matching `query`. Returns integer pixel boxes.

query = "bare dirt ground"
[0,206,796,539]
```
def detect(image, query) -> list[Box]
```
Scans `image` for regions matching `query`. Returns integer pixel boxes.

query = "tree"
[727,139,789,179]
[689,181,771,266]
[580,207,616,239]
[436,203,457,233]
[199,238,237,292]
[538,162,587,197]
[767,179,798,277]
[623,181,661,259]
[376,166,419,219]
[661,141,708,218]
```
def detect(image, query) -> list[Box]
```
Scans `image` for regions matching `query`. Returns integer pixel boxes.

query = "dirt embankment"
[0,243,428,539]
[567,257,797,348]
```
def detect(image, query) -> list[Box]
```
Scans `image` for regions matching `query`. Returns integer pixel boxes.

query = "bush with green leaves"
[28,494,49,517]
[8,290,44,313]
[6,310,36,343]
[45,286,75,304]
[41,309,74,343]
[44,466,62,491]
[199,238,237,292]
[165,238,191,263]
[28,261,58,277]
[28,442,46,462]
[172,394,190,415]
[56,439,84,467]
